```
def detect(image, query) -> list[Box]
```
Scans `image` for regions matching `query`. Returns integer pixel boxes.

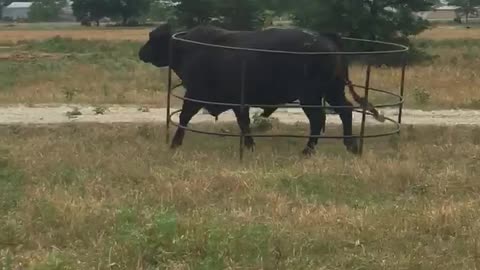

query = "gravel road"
[1,104,480,126]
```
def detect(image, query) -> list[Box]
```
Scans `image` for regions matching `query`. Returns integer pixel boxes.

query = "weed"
[65,107,82,118]
[251,112,278,132]
[137,106,150,112]
[0,250,14,270]
[137,124,156,139]
[467,99,480,109]
[413,87,431,105]
[62,87,77,102]
[388,133,401,150]
[0,218,24,250]
[0,160,24,214]
[93,106,107,115]
[473,127,480,145]
[30,251,73,270]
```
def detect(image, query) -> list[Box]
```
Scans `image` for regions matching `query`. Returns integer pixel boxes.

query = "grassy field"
[0,123,480,269]
[1,24,480,270]
[0,25,479,109]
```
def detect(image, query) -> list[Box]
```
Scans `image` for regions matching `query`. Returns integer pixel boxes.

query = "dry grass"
[0,24,478,44]
[417,26,480,40]
[0,28,151,44]
[349,56,480,109]
[0,122,479,269]
[0,25,479,108]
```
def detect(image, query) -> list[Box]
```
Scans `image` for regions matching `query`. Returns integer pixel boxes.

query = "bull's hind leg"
[325,81,360,154]
[233,107,255,151]
[171,100,203,149]
[300,104,326,156]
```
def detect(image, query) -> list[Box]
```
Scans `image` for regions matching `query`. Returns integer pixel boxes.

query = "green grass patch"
[19,37,142,57]
[0,123,479,269]
[0,154,24,214]
[273,174,390,207]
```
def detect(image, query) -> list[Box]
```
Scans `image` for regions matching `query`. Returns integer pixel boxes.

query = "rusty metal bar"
[359,63,372,155]
[166,38,174,145]
[170,87,402,109]
[239,60,247,161]
[168,108,402,139]
[398,55,407,126]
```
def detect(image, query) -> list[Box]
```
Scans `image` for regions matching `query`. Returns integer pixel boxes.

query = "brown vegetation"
[416,26,480,40]
[0,29,150,44]
[0,123,479,269]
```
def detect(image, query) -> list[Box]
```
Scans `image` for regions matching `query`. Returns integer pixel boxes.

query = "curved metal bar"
[170,87,404,110]
[359,63,372,155]
[168,109,401,139]
[171,32,410,56]
[165,32,409,158]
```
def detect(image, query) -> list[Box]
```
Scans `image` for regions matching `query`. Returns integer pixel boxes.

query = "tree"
[213,0,263,30]
[449,0,480,23]
[28,0,66,22]
[174,0,265,30]
[109,0,151,25]
[175,0,217,28]
[72,0,112,26]
[146,0,177,23]
[291,0,434,43]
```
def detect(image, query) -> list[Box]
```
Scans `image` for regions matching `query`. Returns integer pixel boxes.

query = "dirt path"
[1,104,480,126]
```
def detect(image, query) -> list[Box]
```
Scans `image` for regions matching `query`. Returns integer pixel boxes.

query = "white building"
[1,1,75,22]
[2,2,33,20]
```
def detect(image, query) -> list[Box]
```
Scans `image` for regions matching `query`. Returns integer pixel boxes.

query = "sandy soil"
[1,104,479,127]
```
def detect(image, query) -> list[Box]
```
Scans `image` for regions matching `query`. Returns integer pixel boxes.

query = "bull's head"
[138,23,172,67]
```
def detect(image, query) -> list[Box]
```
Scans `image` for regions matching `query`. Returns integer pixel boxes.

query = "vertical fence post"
[239,60,247,161]
[397,54,407,128]
[166,38,174,145]
[359,62,372,155]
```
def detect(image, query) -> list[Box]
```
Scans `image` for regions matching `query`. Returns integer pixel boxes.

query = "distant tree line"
[68,0,438,43]
[72,0,151,26]
[0,0,452,46]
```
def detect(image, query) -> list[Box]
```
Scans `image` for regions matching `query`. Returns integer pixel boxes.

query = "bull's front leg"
[325,87,360,155]
[171,100,203,149]
[300,105,326,156]
[233,107,255,151]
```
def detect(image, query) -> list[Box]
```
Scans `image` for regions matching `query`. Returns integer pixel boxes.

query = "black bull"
[138,23,383,155]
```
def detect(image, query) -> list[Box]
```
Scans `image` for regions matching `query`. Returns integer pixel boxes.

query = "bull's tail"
[330,36,385,123]
[346,80,385,123]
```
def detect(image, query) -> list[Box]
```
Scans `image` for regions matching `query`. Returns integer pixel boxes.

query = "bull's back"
[180,26,340,104]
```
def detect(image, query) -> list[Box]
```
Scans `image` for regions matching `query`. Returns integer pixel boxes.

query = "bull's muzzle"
[138,46,149,63]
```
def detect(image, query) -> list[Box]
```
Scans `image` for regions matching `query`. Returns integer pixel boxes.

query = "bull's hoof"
[170,139,182,150]
[345,138,361,155]
[302,146,316,156]
[245,138,256,152]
